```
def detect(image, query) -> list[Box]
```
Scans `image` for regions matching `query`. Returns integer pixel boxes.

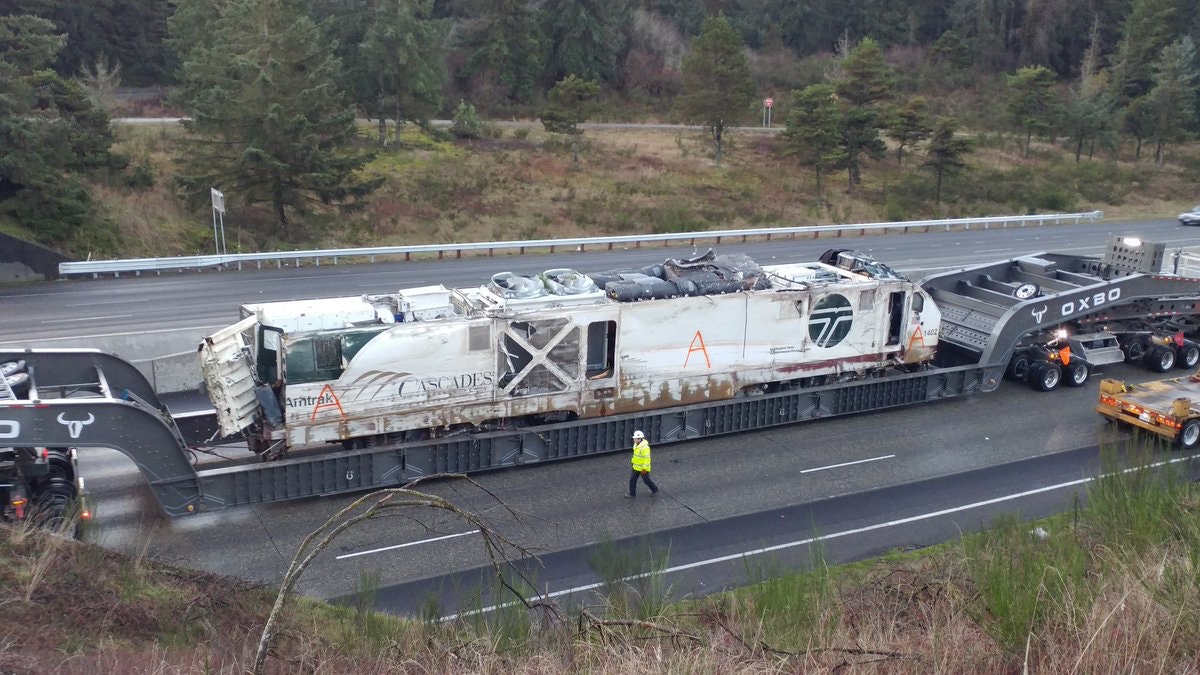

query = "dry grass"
[83,122,1200,259]
[4,490,1199,674]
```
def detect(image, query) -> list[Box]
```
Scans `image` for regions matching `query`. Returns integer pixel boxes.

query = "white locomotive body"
[200,250,941,452]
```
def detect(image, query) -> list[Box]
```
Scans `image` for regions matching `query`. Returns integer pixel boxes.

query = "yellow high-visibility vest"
[631,439,651,471]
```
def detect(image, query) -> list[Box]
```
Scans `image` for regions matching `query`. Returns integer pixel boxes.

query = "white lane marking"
[337,530,479,560]
[973,248,1011,253]
[801,454,894,473]
[40,314,133,324]
[442,454,1198,621]
[65,299,150,308]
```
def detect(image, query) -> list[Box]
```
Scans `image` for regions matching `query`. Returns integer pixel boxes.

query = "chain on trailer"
[3,237,1199,518]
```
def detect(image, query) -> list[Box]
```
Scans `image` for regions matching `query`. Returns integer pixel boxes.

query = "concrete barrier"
[0,325,217,394]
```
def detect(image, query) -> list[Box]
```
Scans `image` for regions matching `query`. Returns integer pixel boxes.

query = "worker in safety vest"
[626,430,659,498]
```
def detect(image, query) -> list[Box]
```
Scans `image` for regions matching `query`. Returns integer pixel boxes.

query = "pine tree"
[887,96,934,165]
[358,0,447,146]
[1109,0,1179,104]
[172,0,381,240]
[462,0,543,105]
[1145,37,1199,165]
[1121,96,1154,160]
[540,74,600,165]
[13,0,172,85]
[922,116,973,204]
[0,14,125,245]
[540,0,631,86]
[674,14,756,166]
[1005,65,1059,158]
[779,83,846,202]
[835,37,894,191]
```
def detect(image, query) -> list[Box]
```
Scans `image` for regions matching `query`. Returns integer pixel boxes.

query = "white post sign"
[763,97,774,128]
[210,188,227,255]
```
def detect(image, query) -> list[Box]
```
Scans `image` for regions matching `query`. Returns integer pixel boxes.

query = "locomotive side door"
[583,318,618,401]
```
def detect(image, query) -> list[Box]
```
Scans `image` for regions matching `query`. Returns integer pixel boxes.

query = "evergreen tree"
[461,0,543,105]
[1005,64,1059,157]
[674,14,756,165]
[1060,20,1115,162]
[1145,37,1199,164]
[946,0,1024,70]
[835,37,894,191]
[0,14,125,245]
[12,0,172,85]
[886,96,934,165]
[779,83,846,202]
[1062,85,1115,162]
[172,0,381,240]
[1121,96,1154,159]
[540,74,600,165]
[922,116,972,204]
[540,0,631,86]
[1109,0,1179,104]
[359,0,447,145]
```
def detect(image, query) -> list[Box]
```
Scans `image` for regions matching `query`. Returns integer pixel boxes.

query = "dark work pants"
[629,469,658,496]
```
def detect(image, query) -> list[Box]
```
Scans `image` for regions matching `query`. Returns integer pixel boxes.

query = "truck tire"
[1006,353,1032,381]
[1064,361,1090,387]
[1176,342,1200,369]
[1027,362,1061,391]
[1144,346,1176,373]
[1179,419,1200,450]
[32,476,77,533]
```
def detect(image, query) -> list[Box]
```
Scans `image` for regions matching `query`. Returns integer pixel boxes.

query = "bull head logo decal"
[57,412,95,439]
[1031,305,1048,323]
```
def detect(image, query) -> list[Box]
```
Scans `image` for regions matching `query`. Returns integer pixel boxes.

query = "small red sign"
[764,97,774,108]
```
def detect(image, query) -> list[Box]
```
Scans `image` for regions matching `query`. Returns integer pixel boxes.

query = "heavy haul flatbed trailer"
[1096,375,1200,449]
[3,239,1200,518]
[0,360,89,530]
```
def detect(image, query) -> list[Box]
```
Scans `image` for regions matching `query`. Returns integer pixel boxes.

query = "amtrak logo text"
[286,392,339,409]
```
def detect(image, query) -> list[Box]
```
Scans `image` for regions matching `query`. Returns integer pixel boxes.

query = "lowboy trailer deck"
[3,238,1200,517]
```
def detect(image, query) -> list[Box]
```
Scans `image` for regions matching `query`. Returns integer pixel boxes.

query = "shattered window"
[498,318,575,394]
[314,338,341,371]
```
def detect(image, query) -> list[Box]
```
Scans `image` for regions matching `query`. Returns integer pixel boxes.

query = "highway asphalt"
[7,219,1200,616]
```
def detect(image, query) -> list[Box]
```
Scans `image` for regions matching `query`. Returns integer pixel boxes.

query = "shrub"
[126,159,156,190]
[449,100,482,139]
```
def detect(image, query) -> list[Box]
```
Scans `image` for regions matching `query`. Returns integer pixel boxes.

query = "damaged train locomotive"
[199,249,941,455]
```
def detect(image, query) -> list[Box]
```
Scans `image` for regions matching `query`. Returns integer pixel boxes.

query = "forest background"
[3,0,1200,259]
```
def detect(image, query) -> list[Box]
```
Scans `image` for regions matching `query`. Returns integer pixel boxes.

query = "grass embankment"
[2,448,1198,673]
[86,121,1200,260]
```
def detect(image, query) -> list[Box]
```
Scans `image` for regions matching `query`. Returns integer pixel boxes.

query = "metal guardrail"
[59,211,1104,277]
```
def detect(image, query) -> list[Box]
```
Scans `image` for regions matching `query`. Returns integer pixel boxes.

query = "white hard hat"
[632,430,644,440]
